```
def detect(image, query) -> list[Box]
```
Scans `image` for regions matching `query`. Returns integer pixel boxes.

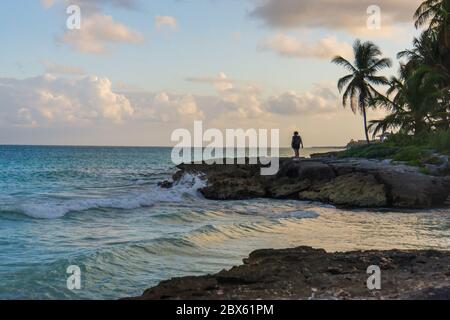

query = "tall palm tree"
[332,40,392,143]
[399,31,450,130]
[370,67,441,137]
[415,0,450,52]
[414,1,450,130]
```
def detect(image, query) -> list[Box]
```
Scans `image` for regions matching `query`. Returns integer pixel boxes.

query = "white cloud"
[2,72,365,145]
[58,13,143,54]
[1,72,341,127]
[265,85,340,115]
[155,16,177,31]
[259,34,353,59]
[42,0,143,53]
[186,72,234,92]
[0,74,134,126]
[127,91,204,123]
[187,73,266,120]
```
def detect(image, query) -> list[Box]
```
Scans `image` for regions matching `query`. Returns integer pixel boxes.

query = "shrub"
[392,146,429,163]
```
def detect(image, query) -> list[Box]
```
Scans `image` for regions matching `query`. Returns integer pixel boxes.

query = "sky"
[0,0,423,147]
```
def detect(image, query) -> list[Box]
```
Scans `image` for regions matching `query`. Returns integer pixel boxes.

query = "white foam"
[18,173,206,219]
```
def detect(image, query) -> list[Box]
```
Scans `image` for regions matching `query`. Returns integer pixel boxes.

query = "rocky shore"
[135,157,450,301]
[163,157,450,209]
[129,246,450,300]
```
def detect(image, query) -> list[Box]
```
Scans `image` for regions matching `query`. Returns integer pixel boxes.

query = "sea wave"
[1,174,206,219]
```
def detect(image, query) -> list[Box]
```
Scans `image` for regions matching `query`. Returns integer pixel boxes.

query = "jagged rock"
[423,154,450,176]
[199,178,266,200]
[378,171,450,208]
[299,173,388,207]
[267,178,311,198]
[277,160,336,183]
[127,246,450,300]
[167,158,450,209]
[158,180,173,189]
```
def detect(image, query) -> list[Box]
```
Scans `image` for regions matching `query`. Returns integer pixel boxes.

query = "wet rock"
[127,246,450,300]
[158,180,173,189]
[167,158,450,209]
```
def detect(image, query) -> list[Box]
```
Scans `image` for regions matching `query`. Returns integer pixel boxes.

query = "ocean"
[0,145,449,299]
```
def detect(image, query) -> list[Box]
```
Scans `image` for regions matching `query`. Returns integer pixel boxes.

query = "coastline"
[127,157,450,300]
[164,157,450,209]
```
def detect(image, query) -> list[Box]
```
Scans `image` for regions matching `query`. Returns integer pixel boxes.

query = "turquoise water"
[0,146,449,299]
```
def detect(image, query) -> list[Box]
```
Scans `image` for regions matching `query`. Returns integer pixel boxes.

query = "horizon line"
[0,144,345,149]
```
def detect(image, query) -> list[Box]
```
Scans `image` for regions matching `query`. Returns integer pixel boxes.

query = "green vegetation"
[332,0,449,153]
[338,131,450,167]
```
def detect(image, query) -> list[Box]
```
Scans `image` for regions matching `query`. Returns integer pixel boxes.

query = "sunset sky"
[0,0,423,146]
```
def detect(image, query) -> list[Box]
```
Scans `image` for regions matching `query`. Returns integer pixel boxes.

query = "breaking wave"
[1,174,206,219]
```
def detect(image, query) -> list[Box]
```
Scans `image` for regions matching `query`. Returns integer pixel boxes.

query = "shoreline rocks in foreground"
[167,157,450,209]
[129,246,450,300]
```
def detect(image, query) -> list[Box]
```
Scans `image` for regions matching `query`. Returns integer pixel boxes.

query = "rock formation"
[129,246,450,300]
[167,158,450,209]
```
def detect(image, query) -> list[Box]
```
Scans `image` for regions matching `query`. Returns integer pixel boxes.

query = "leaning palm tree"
[370,66,443,137]
[398,31,450,130]
[332,40,392,143]
[415,0,450,50]
[415,1,450,29]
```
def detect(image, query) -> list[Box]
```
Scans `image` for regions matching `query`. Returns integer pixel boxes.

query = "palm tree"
[369,66,443,137]
[332,40,392,143]
[398,32,450,130]
[415,0,450,55]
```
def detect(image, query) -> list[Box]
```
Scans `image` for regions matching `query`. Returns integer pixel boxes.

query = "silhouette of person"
[291,131,303,158]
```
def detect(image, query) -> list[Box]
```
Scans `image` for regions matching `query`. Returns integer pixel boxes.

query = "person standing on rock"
[291,131,303,158]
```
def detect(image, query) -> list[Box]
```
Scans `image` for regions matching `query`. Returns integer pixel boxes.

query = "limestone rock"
[127,246,450,300]
[299,173,388,207]
[167,158,450,208]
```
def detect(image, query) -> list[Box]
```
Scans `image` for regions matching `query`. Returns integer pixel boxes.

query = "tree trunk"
[362,107,370,144]
[414,116,425,137]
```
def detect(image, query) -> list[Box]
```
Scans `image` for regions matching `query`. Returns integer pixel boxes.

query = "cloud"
[214,85,265,120]
[187,73,266,120]
[42,0,143,53]
[58,13,143,54]
[42,61,85,75]
[250,0,421,35]
[186,72,234,91]
[1,72,349,146]
[155,16,178,31]
[0,74,134,126]
[265,85,340,115]
[259,34,352,59]
[185,73,341,121]
[127,91,204,123]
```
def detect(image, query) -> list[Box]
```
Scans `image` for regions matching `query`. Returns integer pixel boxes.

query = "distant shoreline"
[0,144,345,149]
